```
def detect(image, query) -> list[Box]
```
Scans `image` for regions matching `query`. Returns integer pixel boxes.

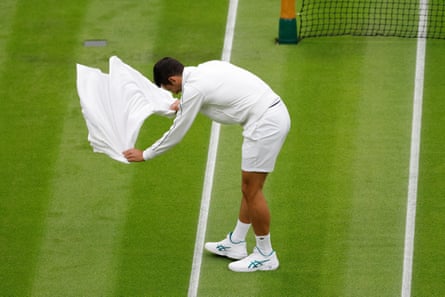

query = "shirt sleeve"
[143,86,204,160]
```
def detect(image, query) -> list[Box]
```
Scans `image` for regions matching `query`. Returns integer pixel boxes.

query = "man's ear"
[168,76,179,84]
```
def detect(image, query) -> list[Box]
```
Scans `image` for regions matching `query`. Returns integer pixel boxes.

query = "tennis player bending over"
[123,57,290,272]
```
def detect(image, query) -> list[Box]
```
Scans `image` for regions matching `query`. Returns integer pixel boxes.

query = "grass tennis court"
[1,0,444,296]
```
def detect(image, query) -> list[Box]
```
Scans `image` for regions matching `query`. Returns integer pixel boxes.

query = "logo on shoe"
[216,244,230,252]
[248,259,270,269]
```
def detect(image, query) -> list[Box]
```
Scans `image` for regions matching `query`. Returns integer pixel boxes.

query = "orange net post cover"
[280,0,296,19]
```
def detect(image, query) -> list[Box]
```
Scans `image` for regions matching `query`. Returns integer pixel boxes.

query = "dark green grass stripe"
[113,1,228,295]
[148,0,227,65]
[0,1,88,295]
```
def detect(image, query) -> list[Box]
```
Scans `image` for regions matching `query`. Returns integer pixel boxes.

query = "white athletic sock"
[231,219,251,243]
[256,233,273,255]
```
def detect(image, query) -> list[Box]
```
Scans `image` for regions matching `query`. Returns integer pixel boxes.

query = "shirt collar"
[182,66,197,89]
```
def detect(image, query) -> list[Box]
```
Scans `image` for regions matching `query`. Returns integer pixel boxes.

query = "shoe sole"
[228,252,280,272]
[228,263,279,272]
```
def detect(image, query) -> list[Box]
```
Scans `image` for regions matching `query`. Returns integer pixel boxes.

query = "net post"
[277,0,298,44]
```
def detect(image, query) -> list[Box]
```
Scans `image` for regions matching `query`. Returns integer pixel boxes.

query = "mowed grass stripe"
[0,1,88,295]
[31,129,133,296]
[412,40,445,296]
[342,39,414,296]
[30,0,162,295]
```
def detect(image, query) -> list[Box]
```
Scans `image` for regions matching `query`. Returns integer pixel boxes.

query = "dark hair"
[153,57,184,87]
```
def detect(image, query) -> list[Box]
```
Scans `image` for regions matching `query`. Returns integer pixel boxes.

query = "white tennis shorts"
[242,100,291,172]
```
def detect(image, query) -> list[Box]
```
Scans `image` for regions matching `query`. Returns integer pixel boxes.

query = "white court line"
[187,1,239,296]
[401,1,428,296]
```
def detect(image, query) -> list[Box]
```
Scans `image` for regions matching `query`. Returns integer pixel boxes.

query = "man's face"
[162,75,182,94]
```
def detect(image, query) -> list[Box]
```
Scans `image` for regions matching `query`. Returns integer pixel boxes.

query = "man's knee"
[241,171,267,200]
[242,183,259,200]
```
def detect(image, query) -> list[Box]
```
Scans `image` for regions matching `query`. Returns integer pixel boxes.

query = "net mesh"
[298,0,445,40]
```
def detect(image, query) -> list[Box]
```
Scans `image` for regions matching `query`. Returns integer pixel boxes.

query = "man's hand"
[170,99,180,111]
[123,148,144,162]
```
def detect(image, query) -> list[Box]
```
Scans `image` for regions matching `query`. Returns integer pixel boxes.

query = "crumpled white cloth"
[76,56,176,163]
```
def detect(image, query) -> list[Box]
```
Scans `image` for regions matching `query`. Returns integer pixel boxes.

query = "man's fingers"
[122,149,144,162]
[123,149,134,160]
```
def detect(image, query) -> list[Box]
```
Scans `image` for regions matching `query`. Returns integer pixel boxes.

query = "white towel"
[76,56,176,163]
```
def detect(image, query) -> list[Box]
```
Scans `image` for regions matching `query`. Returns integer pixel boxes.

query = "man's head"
[153,57,184,94]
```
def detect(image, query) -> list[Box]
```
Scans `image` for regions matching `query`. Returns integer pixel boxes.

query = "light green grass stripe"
[30,93,132,295]
[342,40,414,297]
[31,146,131,296]
[31,1,165,295]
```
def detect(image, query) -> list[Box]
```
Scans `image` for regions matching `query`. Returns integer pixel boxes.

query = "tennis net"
[298,0,445,40]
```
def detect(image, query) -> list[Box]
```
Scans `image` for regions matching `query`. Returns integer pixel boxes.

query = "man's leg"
[239,171,270,236]
[205,170,268,259]
[228,171,279,272]
[240,171,274,255]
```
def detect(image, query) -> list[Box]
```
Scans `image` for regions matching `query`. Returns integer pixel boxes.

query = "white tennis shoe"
[228,246,279,272]
[204,232,248,260]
